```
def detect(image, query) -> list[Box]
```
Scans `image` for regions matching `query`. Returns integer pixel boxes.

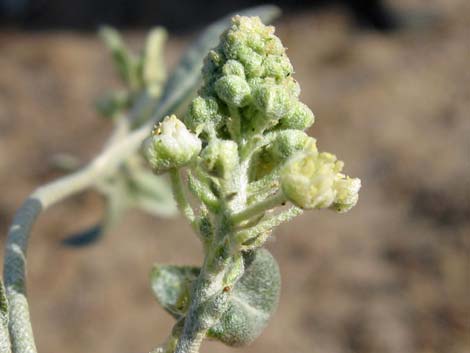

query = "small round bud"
[227,45,264,78]
[284,77,301,98]
[277,102,315,130]
[202,50,225,81]
[252,83,293,121]
[263,54,293,79]
[266,130,313,161]
[185,96,221,133]
[264,36,284,56]
[215,75,251,107]
[250,135,317,181]
[143,115,201,173]
[281,150,343,209]
[201,139,239,178]
[246,33,264,53]
[332,177,361,213]
[222,60,245,78]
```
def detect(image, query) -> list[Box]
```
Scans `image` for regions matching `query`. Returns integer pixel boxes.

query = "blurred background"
[0,0,469,353]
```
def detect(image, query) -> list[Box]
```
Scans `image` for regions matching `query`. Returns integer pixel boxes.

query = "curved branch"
[2,124,148,352]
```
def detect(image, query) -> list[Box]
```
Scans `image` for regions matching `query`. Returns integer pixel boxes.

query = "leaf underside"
[150,249,281,346]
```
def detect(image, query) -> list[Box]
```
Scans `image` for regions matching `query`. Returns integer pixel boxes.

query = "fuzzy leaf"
[207,249,281,346]
[63,167,176,247]
[62,176,128,247]
[100,26,138,86]
[150,265,199,319]
[0,280,11,353]
[150,249,281,346]
[0,280,8,327]
[128,169,177,217]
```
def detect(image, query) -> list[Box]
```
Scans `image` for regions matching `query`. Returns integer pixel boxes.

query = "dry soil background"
[0,1,469,353]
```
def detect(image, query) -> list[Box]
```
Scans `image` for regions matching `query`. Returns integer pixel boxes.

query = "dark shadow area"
[0,0,402,32]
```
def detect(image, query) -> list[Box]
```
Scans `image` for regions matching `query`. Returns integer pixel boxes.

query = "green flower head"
[184,15,313,140]
[144,115,201,173]
[280,148,360,211]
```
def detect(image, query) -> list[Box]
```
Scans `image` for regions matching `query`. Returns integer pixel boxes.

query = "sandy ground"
[0,1,469,352]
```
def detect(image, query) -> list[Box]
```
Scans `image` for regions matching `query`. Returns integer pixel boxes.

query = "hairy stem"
[2,122,148,352]
[169,169,195,223]
[1,43,193,349]
[174,253,228,353]
[231,191,286,225]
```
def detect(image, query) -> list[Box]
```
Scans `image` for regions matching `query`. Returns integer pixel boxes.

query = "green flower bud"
[202,50,225,80]
[332,177,361,213]
[185,96,221,134]
[215,75,251,107]
[246,32,265,53]
[264,35,284,56]
[263,54,293,79]
[250,134,316,181]
[252,83,293,121]
[281,150,345,209]
[284,77,301,98]
[220,16,285,78]
[277,101,315,130]
[201,139,239,178]
[144,115,201,173]
[267,131,313,161]
[222,60,245,78]
[236,46,264,78]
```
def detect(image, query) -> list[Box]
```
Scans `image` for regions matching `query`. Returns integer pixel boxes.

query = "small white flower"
[281,148,360,212]
[144,115,201,173]
[332,177,361,213]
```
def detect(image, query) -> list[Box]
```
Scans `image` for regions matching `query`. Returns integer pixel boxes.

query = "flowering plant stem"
[1,6,362,353]
[2,7,283,353]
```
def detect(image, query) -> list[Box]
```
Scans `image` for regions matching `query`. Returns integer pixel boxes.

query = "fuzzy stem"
[1,41,200,348]
[231,191,286,225]
[174,249,228,353]
[174,329,205,353]
[2,121,148,352]
[169,169,195,223]
[227,106,242,143]
[234,206,303,251]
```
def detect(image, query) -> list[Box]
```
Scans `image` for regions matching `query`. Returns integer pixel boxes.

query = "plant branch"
[234,206,303,251]
[169,169,195,224]
[2,7,282,353]
[2,122,149,353]
[231,191,286,225]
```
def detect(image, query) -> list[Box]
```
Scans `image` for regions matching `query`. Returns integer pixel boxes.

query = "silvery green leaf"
[0,280,11,353]
[62,176,129,247]
[150,249,281,347]
[0,280,8,328]
[143,27,167,97]
[99,26,139,87]
[129,169,177,217]
[62,168,175,247]
[150,265,199,319]
[95,90,131,118]
[207,249,281,346]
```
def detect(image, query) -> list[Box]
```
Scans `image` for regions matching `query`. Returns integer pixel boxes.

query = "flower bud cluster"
[143,15,361,352]
[143,15,360,215]
[280,149,361,212]
[184,15,314,140]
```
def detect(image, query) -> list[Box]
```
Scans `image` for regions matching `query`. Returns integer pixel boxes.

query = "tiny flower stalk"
[145,15,361,353]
